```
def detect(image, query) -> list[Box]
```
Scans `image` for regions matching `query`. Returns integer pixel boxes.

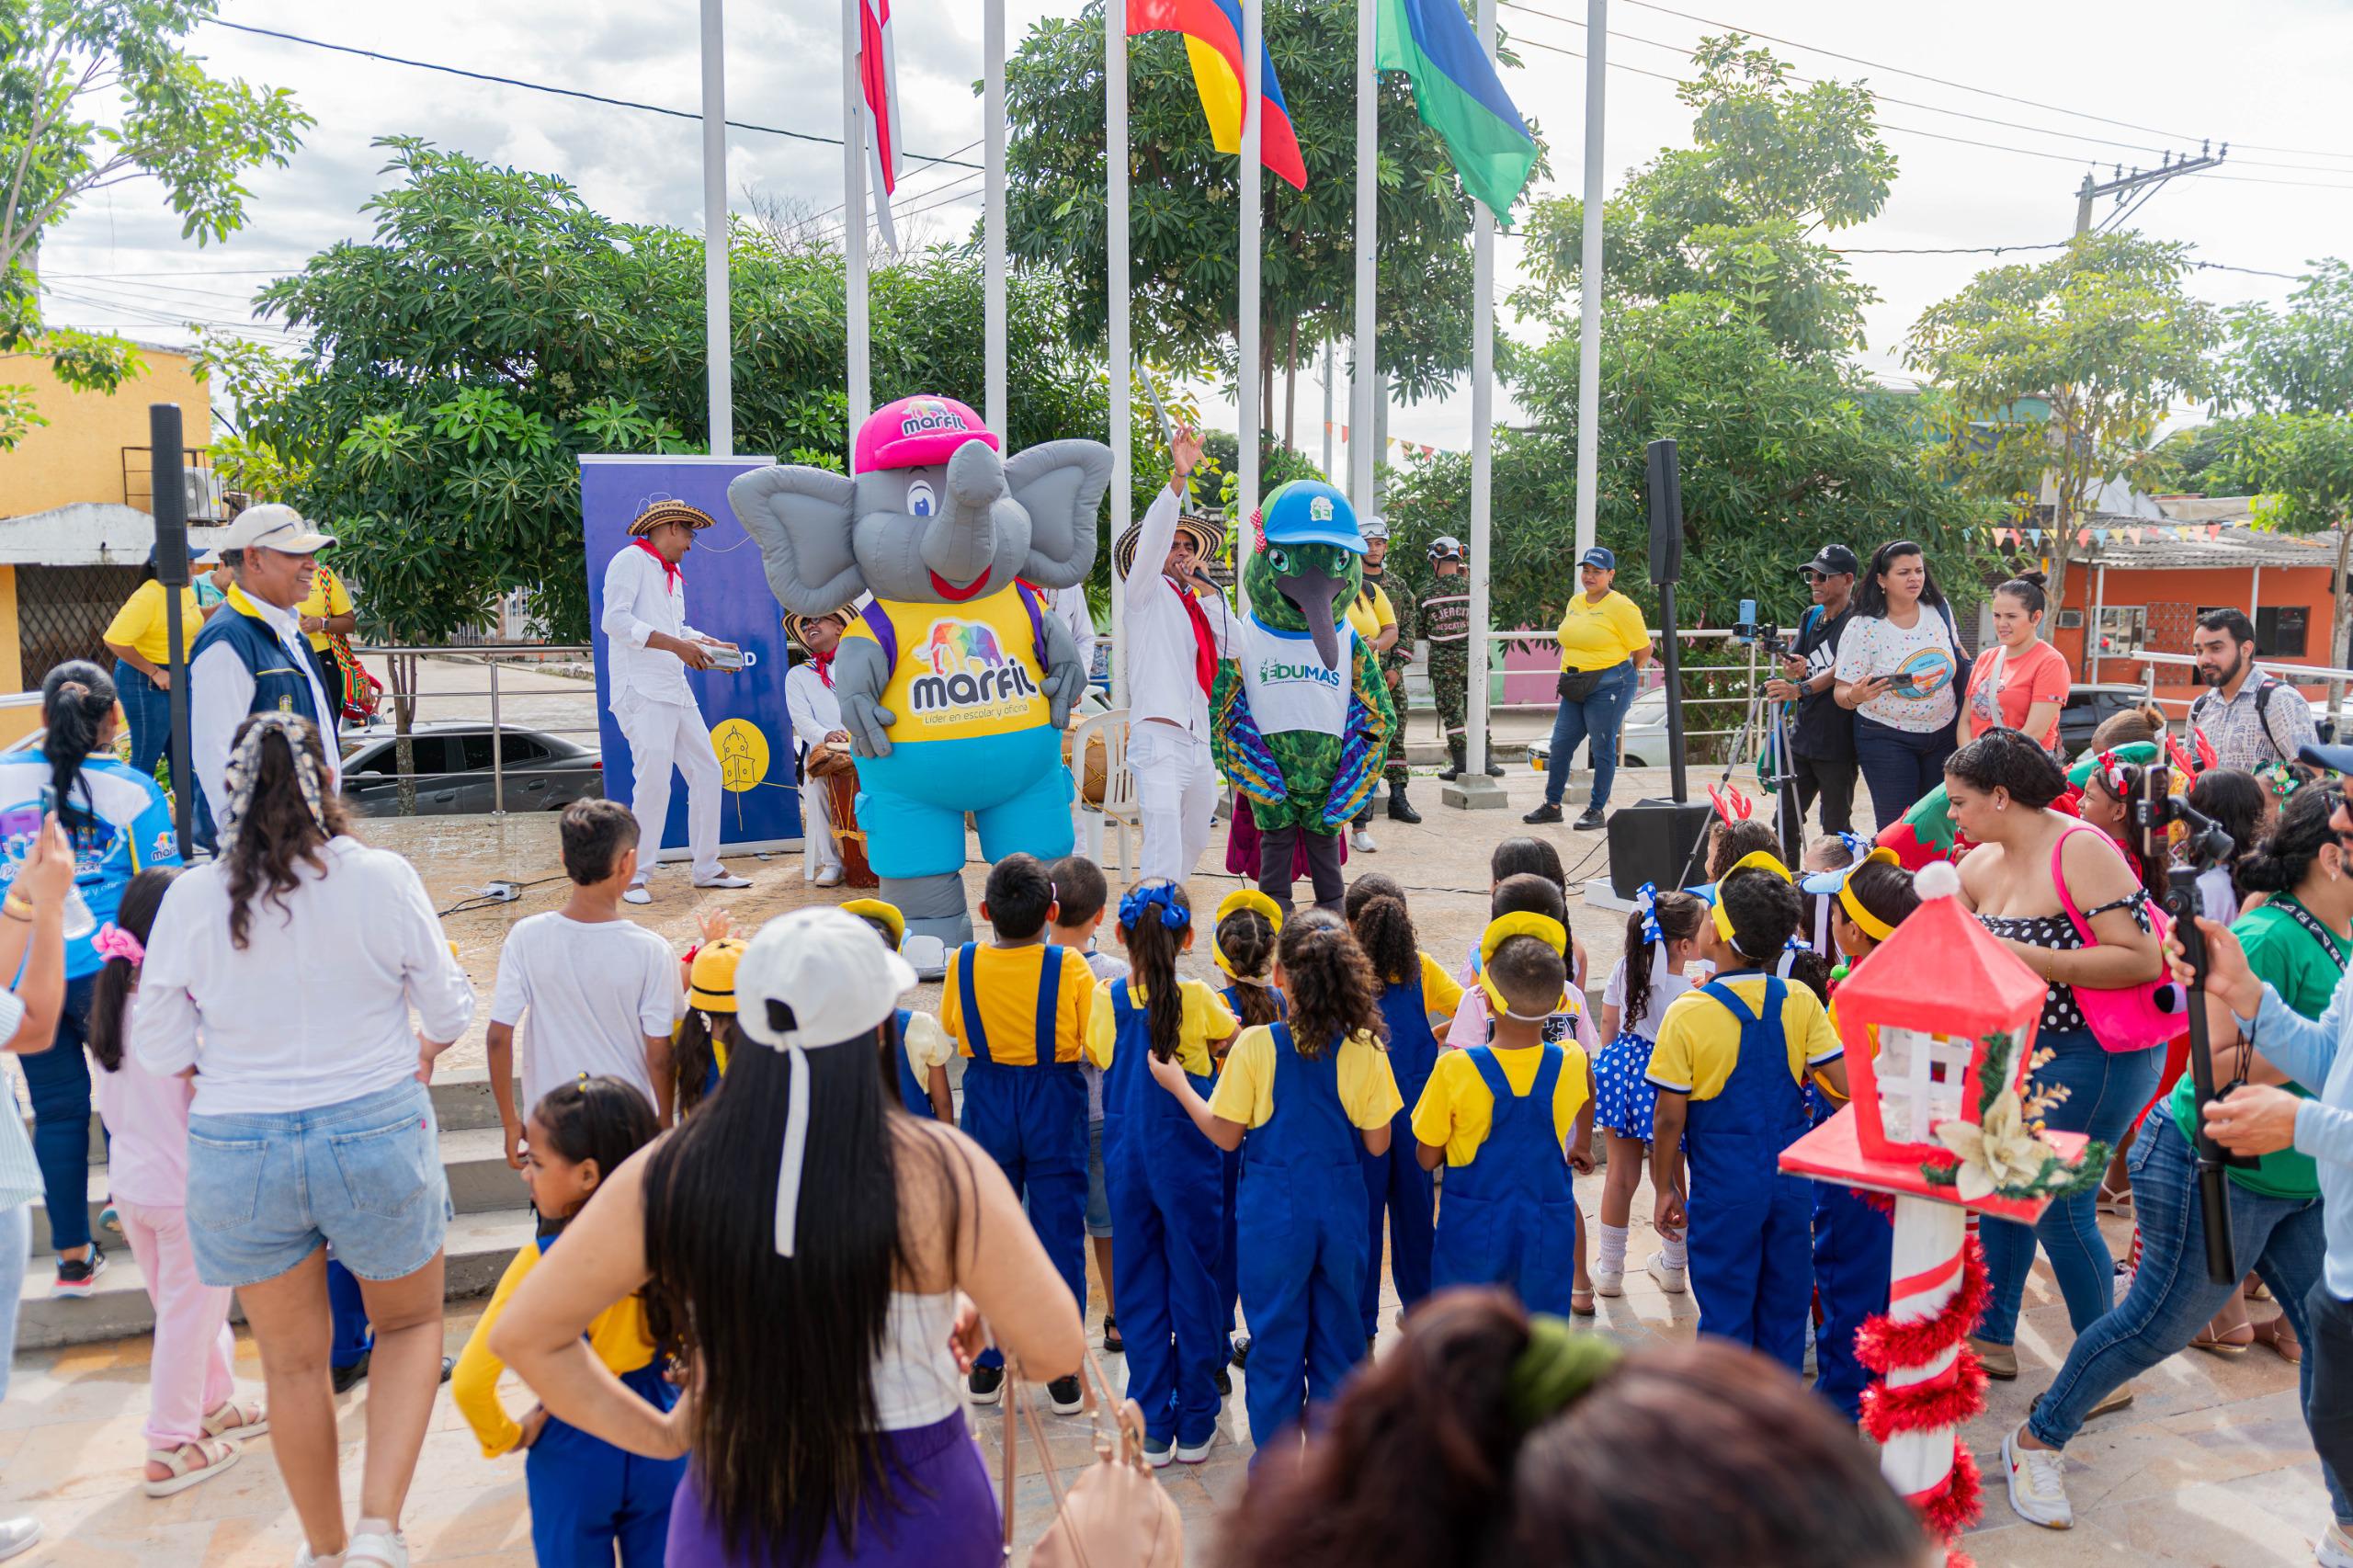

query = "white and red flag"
[858,0,903,251]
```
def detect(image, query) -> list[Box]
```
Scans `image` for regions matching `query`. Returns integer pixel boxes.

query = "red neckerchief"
[632,536,680,591]
[812,648,835,688]
[1171,576,1216,697]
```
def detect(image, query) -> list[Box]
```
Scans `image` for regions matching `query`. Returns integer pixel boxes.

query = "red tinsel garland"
[1853,1236,1992,1374]
[1848,1234,1993,1557]
[1859,1354,1990,1443]
[1917,1442,1984,1538]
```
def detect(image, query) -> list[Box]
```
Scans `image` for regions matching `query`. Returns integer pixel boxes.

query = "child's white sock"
[1597,1221,1629,1277]
[1659,1234,1688,1270]
[355,1517,398,1542]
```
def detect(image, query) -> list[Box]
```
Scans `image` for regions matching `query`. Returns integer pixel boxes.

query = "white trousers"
[615,692,723,881]
[1129,721,1217,888]
[800,761,844,878]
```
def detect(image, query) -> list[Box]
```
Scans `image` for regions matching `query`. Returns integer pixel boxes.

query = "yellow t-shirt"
[942,945,1093,1066]
[1554,589,1649,673]
[904,1011,954,1075]
[1207,1024,1401,1131]
[296,564,355,653]
[1645,976,1844,1102]
[1084,977,1239,1079]
[101,579,203,666]
[1345,583,1398,646]
[450,1236,657,1458]
[1410,1041,1590,1165]
[839,589,1050,742]
[1404,951,1468,1025]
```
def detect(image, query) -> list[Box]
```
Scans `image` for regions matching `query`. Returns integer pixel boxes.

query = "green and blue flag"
[1376,0,1540,220]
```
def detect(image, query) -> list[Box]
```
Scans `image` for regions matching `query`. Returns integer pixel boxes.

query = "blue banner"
[580,455,801,858]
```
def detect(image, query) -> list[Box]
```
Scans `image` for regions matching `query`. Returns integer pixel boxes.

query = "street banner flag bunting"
[1128,0,1310,190]
[859,0,903,250]
[1376,0,1540,220]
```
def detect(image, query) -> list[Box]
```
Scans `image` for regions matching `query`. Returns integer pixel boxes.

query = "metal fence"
[350,645,602,816]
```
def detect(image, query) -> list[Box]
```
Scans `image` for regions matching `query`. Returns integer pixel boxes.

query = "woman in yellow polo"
[1528,546,1651,832]
[101,551,205,779]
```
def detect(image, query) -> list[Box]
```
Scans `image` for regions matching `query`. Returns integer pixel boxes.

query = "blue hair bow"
[1837,831,1869,866]
[1784,934,1812,952]
[1633,881,1663,945]
[1120,881,1191,932]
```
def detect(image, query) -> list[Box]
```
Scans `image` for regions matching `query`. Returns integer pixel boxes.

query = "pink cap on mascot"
[853,395,1001,474]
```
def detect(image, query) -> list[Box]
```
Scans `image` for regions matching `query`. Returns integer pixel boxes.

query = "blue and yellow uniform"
[1414,1038,1589,1317]
[1647,971,1843,1371]
[1208,1022,1400,1449]
[1213,983,1282,1346]
[1810,989,1891,1423]
[943,940,1095,1371]
[1087,976,1238,1449]
[453,1230,683,1566]
[1360,952,1464,1337]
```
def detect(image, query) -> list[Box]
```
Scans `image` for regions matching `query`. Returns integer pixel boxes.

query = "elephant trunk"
[922,441,1006,591]
[1280,567,1347,673]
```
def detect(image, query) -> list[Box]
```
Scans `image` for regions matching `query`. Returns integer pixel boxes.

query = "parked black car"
[342,722,603,816]
[2056,683,2154,758]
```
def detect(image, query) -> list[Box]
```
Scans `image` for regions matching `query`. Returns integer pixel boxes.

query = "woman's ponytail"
[40,660,116,829]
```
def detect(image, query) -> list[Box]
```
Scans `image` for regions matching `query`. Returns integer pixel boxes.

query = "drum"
[821,762,881,889]
[1063,726,1109,806]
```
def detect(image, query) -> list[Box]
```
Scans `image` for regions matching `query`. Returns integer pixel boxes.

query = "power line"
[205,19,984,172]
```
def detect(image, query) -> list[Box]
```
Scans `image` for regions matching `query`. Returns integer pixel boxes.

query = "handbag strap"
[1001,1346,1136,1565]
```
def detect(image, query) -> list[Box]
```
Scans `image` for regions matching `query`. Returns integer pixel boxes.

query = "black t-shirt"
[1790,603,1856,761]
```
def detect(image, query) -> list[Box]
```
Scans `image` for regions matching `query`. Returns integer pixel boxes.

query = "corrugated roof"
[2080,523,2331,572]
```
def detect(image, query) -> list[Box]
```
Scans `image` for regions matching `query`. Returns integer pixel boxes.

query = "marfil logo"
[913,619,1039,712]
[899,399,965,437]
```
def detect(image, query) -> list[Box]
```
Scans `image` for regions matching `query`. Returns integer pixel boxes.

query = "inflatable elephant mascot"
[727,395,1113,954]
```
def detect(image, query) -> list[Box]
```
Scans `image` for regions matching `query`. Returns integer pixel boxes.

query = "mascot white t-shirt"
[1233,616,1357,736]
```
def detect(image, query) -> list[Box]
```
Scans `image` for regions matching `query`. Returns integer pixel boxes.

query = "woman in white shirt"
[1834,540,1966,828]
[138,714,475,1568]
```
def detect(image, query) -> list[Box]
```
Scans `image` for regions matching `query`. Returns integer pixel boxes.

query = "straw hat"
[1113,513,1224,580]
[783,606,857,651]
[627,497,716,537]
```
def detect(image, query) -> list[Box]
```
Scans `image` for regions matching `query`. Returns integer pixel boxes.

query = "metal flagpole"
[1321,338,1335,479]
[700,0,733,456]
[984,0,1007,435]
[1462,0,1500,797]
[1237,0,1261,617]
[1107,2,1131,706]
[1572,0,1607,558]
[1352,0,1376,514]
[843,0,870,450]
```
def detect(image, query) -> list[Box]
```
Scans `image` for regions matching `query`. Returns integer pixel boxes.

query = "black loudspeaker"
[1646,437,1683,586]
[1608,798,1716,900]
[149,403,189,587]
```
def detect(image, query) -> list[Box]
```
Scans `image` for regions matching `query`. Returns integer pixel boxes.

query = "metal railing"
[1476,627,1763,744]
[2086,648,2353,720]
[351,644,600,816]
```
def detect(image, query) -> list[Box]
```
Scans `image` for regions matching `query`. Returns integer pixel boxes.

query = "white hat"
[735,906,918,1256]
[216,503,336,556]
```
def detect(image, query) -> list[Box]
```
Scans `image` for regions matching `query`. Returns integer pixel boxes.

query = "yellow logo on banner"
[710,719,770,793]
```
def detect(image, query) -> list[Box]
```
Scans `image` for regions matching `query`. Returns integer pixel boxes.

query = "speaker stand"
[1441,774,1508,810]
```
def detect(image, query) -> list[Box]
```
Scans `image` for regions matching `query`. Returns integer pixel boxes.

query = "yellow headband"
[1480,912,1571,1017]
[1212,889,1284,978]
[1835,847,1903,943]
[1711,850,1794,947]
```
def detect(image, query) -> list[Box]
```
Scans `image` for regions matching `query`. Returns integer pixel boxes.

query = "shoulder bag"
[1005,1348,1183,1568]
[2051,824,2186,1053]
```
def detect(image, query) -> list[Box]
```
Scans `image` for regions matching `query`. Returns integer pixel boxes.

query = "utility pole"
[2075,141,2228,235]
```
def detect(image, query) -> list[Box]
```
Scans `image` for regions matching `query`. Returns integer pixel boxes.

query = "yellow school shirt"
[1407,951,1468,1024]
[1410,1040,1590,1165]
[1644,976,1843,1102]
[1345,582,1398,647]
[1084,977,1239,1079]
[1554,589,1649,673]
[296,564,354,653]
[839,588,1050,743]
[941,944,1093,1065]
[451,1236,657,1458]
[101,579,203,666]
[1207,1024,1402,1131]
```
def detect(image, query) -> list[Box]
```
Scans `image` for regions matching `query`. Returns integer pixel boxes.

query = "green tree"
[1905,231,2221,642]
[2222,414,2353,699]
[2222,257,2353,415]
[1,0,309,446]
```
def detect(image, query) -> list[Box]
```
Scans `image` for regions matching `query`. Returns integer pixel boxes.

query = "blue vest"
[190,592,330,730]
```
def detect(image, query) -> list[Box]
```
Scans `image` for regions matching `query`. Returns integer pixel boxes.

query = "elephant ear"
[725,465,868,614]
[1003,439,1113,590]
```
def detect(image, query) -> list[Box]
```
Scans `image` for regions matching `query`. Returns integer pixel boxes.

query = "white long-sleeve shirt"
[137,836,478,1116]
[1048,584,1098,687]
[785,660,845,756]
[1116,485,1233,737]
[599,544,705,709]
[189,591,345,819]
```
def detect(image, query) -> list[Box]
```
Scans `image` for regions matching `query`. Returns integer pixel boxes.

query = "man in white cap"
[600,499,752,904]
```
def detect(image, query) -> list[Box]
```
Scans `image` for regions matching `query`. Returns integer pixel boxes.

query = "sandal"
[1571,1285,1597,1317]
[202,1397,268,1440]
[143,1437,240,1498]
[2191,1314,2256,1357]
[2097,1179,2133,1217]
[2245,1276,2272,1303]
[2250,1312,2302,1365]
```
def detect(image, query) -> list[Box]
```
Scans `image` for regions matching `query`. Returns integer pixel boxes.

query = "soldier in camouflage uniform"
[1425,535,1503,781]
[1360,517,1422,825]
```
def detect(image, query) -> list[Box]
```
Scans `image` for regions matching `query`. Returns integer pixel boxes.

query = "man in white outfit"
[1114,426,1229,887]
[598,499,753,904]
[1046,582,1098,695]
[784,608,854,887]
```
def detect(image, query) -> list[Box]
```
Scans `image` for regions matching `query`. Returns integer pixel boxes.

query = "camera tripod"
[1677,665,1805,887]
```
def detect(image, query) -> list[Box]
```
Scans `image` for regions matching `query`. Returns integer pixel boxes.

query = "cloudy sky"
[34,0,2353,455]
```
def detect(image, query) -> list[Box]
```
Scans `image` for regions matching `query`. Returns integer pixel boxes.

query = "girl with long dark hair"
[493,907,1086,1566]
[1834,540,1967,824]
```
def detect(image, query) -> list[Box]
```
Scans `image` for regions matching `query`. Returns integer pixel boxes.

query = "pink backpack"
[2051,824,2187,1053]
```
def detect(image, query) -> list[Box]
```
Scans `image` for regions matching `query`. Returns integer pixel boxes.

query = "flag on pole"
[1376,0,1539,220]
[1127,0,1308,190]
[858,0,903,250]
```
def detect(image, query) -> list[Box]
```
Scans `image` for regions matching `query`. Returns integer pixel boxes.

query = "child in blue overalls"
[1646,851,1848,1372]
[1343,873,1465,1342]
[842,897,953,1120]
[1087,880,1239,1465]
[1413,912,1592,1317]
[453,1077,679,1566]
[942,853,1095,1411]
[1151,909,1399,1456]
[1211,891,1286,1375]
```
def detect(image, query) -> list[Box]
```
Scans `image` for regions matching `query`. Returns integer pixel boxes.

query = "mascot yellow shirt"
[842,589,1051,743]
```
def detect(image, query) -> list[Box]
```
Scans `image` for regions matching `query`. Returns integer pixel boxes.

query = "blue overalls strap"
[1113,976,1134,1028]
[957,943,991,1063]
[858,599,900,670]
[1467,1043,1564,1118]
[1698,974,1776,1028]
[1013,580,1049,660]
[1467,1043,1515,1101]
[1032,946,1066,1062]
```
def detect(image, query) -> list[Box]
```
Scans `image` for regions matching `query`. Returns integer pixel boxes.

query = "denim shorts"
[1085,1119,1112,1239]
[186,1078,451,1290]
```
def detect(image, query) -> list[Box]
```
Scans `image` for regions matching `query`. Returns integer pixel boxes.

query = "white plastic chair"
[1071,707,1139,873]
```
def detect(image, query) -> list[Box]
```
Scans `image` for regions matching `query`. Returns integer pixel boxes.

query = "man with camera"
[2189,608,2316,772]
[1764,545,1859,835]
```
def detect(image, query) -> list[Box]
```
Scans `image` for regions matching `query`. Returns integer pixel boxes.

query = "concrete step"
[48,1071,521,1169]
[15,1207,534,1351]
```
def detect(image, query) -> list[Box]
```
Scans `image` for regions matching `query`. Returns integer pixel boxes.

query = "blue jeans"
[1852,715,1954,829]
[1543,662,1638,811]
[20,974,97,1257]
[2028,1108,2348,1520]
[1977,1028,2159,1346]
[112,658,171,780]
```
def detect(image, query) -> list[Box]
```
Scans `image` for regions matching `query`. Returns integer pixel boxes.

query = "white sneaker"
[694,871,754,890]
[1350,825,1378,853]
[813,866,844,888]
[1803,1317,1818,1377]
[1143,1437,1174,1469]
[1645,1252,1688,1294]
[2004,1426,2074,1529]
[0,1519,40,1563]
[1176,1432,1216,1464]
[2318,1518,2353,1568]
[343,1528,409,1568]
[1592,1266,1624,1298]
[622,884,653,905]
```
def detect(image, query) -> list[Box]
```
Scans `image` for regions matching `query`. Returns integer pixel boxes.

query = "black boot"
[1483,753,1507,778]
[1438,738,1466,781]
[1388,781,1422,823]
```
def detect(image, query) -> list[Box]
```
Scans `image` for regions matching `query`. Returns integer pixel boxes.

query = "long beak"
[1280,567,1345,671]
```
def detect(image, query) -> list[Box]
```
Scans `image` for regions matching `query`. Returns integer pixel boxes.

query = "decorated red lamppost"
[1780,861,2104,1563]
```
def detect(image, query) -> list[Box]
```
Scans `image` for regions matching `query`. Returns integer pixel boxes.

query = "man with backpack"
[2189,608,2317,772]
[1765,544,1859,835]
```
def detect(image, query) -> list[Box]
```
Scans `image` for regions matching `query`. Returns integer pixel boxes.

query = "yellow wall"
[0,347,212,517]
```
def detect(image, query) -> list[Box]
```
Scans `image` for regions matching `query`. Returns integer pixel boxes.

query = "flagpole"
[1321,337,1335,479]
[700,0,733,457]
[984,0,1007,436]
[1352,0,1376,515]
[1573,0,1607,558]
[1107,1,1131,707]
[1237,0,1262,617]
[844,0,870,452]
[1463,0,1499,793]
